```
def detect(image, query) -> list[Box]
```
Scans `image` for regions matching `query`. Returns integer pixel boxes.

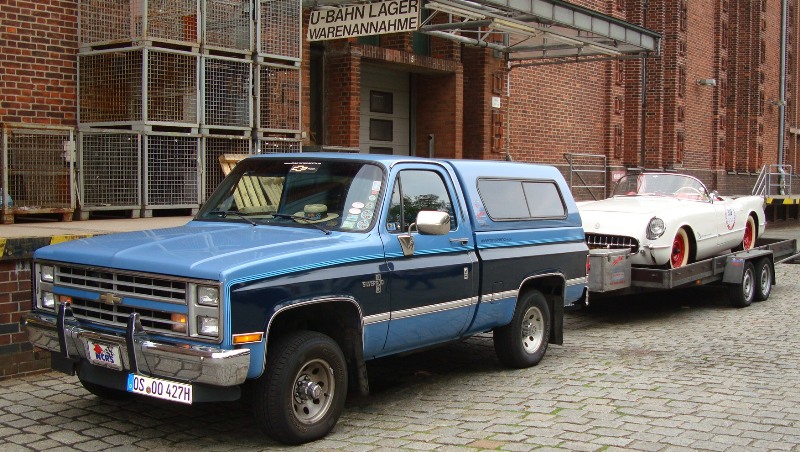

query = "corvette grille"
[585,233,639,254]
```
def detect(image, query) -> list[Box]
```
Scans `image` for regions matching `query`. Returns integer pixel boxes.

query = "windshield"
[612,173,710,201]
[197,158,386,232]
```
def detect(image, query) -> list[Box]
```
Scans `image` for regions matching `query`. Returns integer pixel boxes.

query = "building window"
[616,60,624,85]
[721,21,728,49]
[679,40,687,56]
[370,118,393,141]
[677,131,685,163]
[680,1,688,31]
[719,114,726,130]
[614,96,623,114]
[678,105,685,122]
[614,124,623,158]
[370,91,393,114]
[678,66,686,98]
[722,0,729,12]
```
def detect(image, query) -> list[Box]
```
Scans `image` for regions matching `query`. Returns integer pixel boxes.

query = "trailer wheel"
[253,331,347,445]
[729,261,756,308]
[754,257,773,302]
[493,290,550,368]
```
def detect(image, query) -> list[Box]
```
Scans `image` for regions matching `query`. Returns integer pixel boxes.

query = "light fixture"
[490,18,539,37]
[696,78,717,86]
[426,2,486,20]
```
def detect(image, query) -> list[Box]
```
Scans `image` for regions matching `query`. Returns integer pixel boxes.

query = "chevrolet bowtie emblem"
[99,293,122,305]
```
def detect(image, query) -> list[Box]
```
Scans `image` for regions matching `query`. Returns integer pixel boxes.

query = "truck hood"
[34,221,377,282]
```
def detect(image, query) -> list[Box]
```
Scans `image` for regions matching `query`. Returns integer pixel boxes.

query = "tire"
[754,257,773,302]
[493,290,551,369]
[78,376,132,400]
[670,228,691,269]
[253,331,347,445]
[735,215,758,251]
[729,261,756,308]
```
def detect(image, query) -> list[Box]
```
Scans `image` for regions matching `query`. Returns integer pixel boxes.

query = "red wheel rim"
[743,218,754,249]
[671,234,686,268]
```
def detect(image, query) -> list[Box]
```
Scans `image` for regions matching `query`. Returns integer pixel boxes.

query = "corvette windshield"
[612,173,709,200]
[196,158,385,232]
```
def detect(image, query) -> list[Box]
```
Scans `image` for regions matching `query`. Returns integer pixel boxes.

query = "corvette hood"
[34,221,375,282]
[577,196,680,215]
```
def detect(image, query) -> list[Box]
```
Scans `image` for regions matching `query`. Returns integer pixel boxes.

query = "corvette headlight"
[646,217,666,239]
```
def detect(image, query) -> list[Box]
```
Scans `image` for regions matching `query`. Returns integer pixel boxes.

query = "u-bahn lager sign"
[308,0,420,41]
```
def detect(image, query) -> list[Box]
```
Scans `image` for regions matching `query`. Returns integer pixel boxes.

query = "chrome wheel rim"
[759,264,771,295]
[742,268,754,301]
[520,306,544,354]
[292,358,335,425]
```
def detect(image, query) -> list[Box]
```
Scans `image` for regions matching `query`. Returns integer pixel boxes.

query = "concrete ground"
[0,224,798,451]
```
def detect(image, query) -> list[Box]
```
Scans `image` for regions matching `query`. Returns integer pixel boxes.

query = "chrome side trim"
[566,276,588,286]
[390,296,479,320]
[481,289,518,303]
[363,312,390,325]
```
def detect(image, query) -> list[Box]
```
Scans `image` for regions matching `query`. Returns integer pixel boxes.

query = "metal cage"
[79,130,142,211]
[258,137,302,154]
[203,0,253,53]
[1,125,76,221]
[79,0,201,49]
[144,132,201,208]
[257,62,301,133]
[203,135,253,201]
[79,47,200,127]
[257,0,301,62]
[202,55,252,129]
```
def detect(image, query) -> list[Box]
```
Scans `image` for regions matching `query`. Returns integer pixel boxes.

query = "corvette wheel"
[670,228,690,268]
[742,215,757,250]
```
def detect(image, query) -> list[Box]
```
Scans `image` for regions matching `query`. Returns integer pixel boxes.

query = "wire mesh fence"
[148,49,200,125]
[144,133,200,207]
[79,0,200,48]
[203,56,252,128]
[257,0,301,61]
[1,125,76,221]
[257,63,300,132]
[203,135,252,201]
[79,130,142,211]
[203,0,253,52]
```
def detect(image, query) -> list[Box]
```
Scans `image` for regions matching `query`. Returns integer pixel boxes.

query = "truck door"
[380,166,478,354]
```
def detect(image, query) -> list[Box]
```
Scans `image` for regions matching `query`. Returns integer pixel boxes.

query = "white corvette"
[578,173,766,268]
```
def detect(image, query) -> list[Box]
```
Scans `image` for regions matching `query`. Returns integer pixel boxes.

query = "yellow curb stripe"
[0,238,6,257]
[50,234,92,245]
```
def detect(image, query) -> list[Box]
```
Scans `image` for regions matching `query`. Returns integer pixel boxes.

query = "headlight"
[197,286,219,307]
[41,292,56,309]
[646,217,666,239]
[41,265,54,282]
[198,316,219,336]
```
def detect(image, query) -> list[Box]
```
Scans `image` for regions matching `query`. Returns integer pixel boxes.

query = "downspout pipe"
[779,0,788,192]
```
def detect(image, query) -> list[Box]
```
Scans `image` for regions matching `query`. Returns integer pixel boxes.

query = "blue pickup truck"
[24,153,588,444]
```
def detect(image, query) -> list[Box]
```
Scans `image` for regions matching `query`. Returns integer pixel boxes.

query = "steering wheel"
[674,186,703,198]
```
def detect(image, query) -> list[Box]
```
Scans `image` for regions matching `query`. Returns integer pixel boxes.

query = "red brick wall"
[416,70,464,158]
[0,259,49,379]
[0,0,78,126]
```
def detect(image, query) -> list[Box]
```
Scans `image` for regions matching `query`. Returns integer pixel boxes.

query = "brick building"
[0,0,796,376]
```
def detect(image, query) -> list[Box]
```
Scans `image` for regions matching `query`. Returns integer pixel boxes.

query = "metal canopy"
[419,0,661,64]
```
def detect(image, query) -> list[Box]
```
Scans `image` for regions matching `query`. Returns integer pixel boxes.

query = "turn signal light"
[233,332,264,344]
[171,313,188,334]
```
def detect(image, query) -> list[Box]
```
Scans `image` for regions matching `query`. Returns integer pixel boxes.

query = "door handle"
[449,238,469,245]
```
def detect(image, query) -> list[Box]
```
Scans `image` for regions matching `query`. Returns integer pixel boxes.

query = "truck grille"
[54,264,187,335]
[585,233,639,254]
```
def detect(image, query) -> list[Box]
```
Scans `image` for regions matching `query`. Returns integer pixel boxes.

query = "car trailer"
[587,238,799,307]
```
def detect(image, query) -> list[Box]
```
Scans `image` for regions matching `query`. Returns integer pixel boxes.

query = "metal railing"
[753,164,794,196]
[564,153,607,200]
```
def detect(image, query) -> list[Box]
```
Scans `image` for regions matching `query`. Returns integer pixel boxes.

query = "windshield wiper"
[269,213,331,235]
[208,210,258,226]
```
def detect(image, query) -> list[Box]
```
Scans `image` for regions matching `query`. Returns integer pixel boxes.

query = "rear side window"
[478,179,566,220]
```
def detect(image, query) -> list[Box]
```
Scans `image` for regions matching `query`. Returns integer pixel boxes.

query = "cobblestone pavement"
[2,228,799,451]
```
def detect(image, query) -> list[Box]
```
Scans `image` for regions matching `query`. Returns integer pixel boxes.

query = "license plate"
[127,374,193,405]
[86,340,123,371]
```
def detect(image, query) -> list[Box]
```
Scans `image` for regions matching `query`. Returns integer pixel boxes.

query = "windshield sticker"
[357,220,370,230]
[365,202,375,210]
[371,180,382,191]
[368,195,377,202]
[352,202,365,209]
[361,211,373,220]
[349,208,362,215]
[346,214,359,222]
[287,163,321,173]
[342,220,356,229]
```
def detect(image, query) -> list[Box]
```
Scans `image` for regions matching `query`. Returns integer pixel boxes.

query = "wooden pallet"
[2,207,74,224]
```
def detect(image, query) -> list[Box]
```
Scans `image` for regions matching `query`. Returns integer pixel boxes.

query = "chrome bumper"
[23,304,250,387]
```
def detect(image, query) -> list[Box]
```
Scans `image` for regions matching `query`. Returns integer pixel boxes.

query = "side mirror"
[396,211,451,256]
[709,190,719,203]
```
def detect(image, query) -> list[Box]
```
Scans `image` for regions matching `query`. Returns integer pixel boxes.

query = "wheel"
[253,331,347,445]
[78,376,132,400]
[729,261,756,308]
[493,290,550,368]
[742,215,757,250]
[754,257,773,301]
[670,228,691,268]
